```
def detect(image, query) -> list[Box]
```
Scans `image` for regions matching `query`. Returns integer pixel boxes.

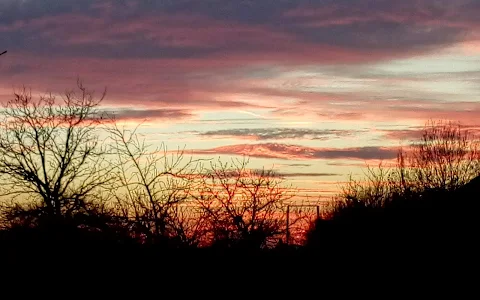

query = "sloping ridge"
[457,175,480,198]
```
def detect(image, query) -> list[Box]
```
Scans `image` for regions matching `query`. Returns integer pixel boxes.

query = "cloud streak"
[199,128,361,141]
[102,108,193,121]
[189,143,399,161]
[275,172,340,178]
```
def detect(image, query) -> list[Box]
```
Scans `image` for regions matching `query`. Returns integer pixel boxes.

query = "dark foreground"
[1,183,479,281]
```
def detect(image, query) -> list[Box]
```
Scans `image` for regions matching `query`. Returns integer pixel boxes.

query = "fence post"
[286,205,290,245]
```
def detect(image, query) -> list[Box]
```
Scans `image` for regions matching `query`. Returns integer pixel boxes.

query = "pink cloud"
[269,97,480,126]
[1,0,479,127]
[2,49,479,129]
[381,124,480,142]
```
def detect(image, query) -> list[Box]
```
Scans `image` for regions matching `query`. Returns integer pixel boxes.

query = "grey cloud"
[382,129,425,141]
[275,172,340,178]
[0,29,216,60]
[312,146,398,160]
[200,128,361,140]
[101,108,193,120]
[0,0,100,25]
[218,169,338,178]
[133,0,300,24]
[1,0,478,60]
[288,20,463,52]
[191,143,399,161]
[283,163,312,167]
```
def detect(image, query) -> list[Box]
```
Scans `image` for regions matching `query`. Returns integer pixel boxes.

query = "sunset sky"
[1,0,479,200]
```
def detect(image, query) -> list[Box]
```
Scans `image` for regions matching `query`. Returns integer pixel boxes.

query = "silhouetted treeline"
[0,83,478,268]
[0,82,307,258]
[306,121,480,260]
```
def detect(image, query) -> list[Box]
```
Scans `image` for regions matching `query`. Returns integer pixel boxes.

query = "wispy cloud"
[101,108,193,121]
[189,143,399,161]
[279,163,312,168]
[381,124,480,141]
[275,172,340,178]
[381,128,425,141]
[199,128,362,141]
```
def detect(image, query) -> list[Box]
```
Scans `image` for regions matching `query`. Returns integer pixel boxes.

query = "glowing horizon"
[1,0,479,200]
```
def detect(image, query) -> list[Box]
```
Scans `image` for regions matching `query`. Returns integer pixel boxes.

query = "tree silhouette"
[194,158,295,249]
[338,120,480,209]
[0,80,113,218]
[396,120,480,193]
[107,123,203,246]
[306,120,480,253]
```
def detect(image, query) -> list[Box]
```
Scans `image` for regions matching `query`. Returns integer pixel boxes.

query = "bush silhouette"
[305,121,480,257]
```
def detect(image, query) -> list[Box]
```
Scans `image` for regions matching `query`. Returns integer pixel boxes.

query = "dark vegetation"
[0,82,478,273]
[307,121,480,264]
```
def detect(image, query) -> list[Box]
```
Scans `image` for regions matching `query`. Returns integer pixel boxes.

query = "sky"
[1,0,480,201]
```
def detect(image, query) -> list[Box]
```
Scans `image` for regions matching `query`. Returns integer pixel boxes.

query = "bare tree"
[307,120,480,250]
[340,164,395,208]
[194,158,295,249]
[0,80,113,217]
[397,120,480,193]
[107,123,202,245]
[339,120,480,209]
[165,203,210,247]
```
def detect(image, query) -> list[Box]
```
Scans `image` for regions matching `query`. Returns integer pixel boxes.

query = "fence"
[111,201,330,247]
[285,203,330,245]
